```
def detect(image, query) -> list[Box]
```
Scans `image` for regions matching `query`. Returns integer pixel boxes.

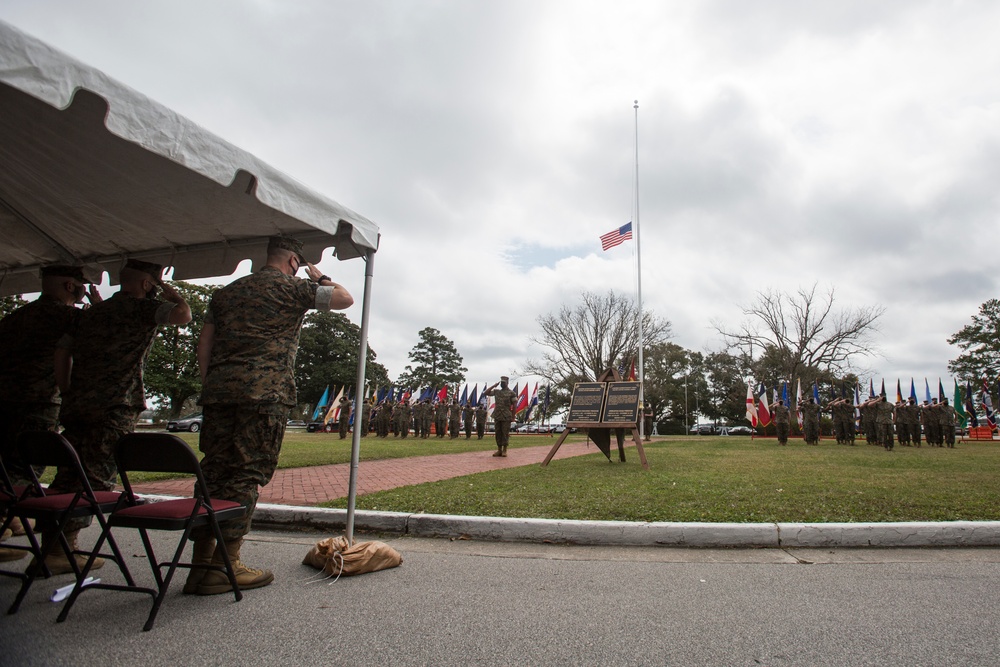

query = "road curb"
[244,501,1000,548]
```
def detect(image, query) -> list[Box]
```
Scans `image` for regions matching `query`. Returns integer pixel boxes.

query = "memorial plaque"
[567,382,606,423]
[601,382,641,424]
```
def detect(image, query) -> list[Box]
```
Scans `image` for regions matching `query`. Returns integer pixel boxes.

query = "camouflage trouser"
[775,422,789,444]
[495,420,511,448]
[48,406,140,533]
[0,400,59,485]
[338,416,349,439]
[803,421,819,444]
[193,403,288,541]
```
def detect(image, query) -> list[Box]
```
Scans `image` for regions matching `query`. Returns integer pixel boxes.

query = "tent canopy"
[0,20,379,296]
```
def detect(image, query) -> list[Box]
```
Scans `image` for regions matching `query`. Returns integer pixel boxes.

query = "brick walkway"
[131,438,637,506]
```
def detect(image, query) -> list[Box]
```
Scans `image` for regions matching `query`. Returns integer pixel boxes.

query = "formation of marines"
[765,393,960,450]
[369,396,491,439]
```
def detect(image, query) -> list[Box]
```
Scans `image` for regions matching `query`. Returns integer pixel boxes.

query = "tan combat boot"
[29,530,104,576]
[182,538,216,594]
[0,527,26,562]
[492,447,503,457]
[197,538,273,595]
[500,445,507,457]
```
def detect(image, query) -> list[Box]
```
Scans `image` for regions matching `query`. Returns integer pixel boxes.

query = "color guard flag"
[981,378,996,429]
[525,383,539,420]
[954,379,967,427]
[515,383,529,415]
[600,222,633,251]
[312,385,330,420]
[965,380,979,428]
[757,383,771,427]
[746,383,757,427]
[796,378,804,427]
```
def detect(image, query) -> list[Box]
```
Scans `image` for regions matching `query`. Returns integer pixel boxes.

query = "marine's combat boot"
[28,530,104,576]
[0,527,26,562]
[182,538,216,594]
[197,538,273,595]
[492,447,503,457]
[500,446,507,457]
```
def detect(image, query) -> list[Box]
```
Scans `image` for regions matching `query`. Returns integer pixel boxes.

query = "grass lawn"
[168,430,550,468]
[321,436,1000,523]
[52,430,553,483]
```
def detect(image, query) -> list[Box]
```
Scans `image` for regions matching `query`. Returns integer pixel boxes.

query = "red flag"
[757,384,772,427]
[437,386,448,402]
[514,383,529,415]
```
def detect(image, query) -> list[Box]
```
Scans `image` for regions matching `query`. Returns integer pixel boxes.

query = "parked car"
[552,424,566,434]
[726,425,755,436]
[286,420,307,428]
[166,412,202,433]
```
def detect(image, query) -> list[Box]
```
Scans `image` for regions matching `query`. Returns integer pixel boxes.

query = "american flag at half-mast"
[600,222,633,251]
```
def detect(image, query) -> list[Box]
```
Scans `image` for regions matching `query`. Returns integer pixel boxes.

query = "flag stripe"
[600,222,633,251]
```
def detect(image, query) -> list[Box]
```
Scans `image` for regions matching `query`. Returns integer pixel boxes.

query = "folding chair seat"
[58,432,246,631]
[1,430,132,614]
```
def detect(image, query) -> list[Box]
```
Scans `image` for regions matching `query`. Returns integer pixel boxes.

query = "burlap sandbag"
[302,536,403,577]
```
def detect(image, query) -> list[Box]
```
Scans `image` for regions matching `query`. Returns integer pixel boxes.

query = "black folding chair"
[58,433,246,631]
[1,430,132,614]
[0,438,39,563]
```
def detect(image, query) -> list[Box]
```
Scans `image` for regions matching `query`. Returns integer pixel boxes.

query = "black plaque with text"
[601,382,641,423]
[567,382,606,423]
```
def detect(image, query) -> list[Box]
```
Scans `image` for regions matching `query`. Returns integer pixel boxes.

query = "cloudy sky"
[4,1,998,396]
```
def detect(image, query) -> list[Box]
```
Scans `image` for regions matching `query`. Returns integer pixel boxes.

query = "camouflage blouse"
[200,267,320,407]
[0,294,81,405]
[59,291,170,417]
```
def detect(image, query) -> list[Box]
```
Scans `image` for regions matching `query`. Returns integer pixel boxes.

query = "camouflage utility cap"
[124,259,164,281]
[41,265,90,282]
[268,235,306,262]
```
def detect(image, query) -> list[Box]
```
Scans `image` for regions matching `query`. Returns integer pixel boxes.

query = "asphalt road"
[3,526,1000,666]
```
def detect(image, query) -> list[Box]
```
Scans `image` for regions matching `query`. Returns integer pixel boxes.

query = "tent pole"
[346,248,375,545]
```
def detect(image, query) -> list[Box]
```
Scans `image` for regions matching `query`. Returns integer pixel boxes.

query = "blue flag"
[312,385,330,420]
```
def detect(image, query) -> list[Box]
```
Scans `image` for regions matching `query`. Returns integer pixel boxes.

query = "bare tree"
[524,290,672,400]
[713,284,884,385]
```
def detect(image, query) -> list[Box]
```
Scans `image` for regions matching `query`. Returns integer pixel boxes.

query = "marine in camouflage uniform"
[188,236,352,595]
[485,377,517,457]
[802,397,821,445]
[894,400,910,446]
[336,396,351,439]
[434,399,448,437]
[415,399,432,438]
[770,400,790,445]
[0,266,90,564]
[908,398,922,447]
[940,398,957,448]
[463,403,474,439]
[875,396,894,450]
[358,400,370,438]
[448,399,461,439]
[395,399,411,438]
[475,403,487,439]
[44,260,190,574]
[0,266,88,485]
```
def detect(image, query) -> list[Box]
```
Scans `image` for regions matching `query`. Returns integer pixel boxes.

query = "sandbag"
[303,536,402,577]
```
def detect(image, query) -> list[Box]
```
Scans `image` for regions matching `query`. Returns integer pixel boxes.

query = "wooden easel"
[540,368,648,469]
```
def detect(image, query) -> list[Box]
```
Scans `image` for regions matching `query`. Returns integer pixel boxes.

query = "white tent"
[0,20,377,541]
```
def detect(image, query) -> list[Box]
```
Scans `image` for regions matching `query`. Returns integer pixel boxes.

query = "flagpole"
[633,100,645,439]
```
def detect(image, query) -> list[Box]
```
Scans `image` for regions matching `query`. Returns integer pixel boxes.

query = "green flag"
[954,379,968,428]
